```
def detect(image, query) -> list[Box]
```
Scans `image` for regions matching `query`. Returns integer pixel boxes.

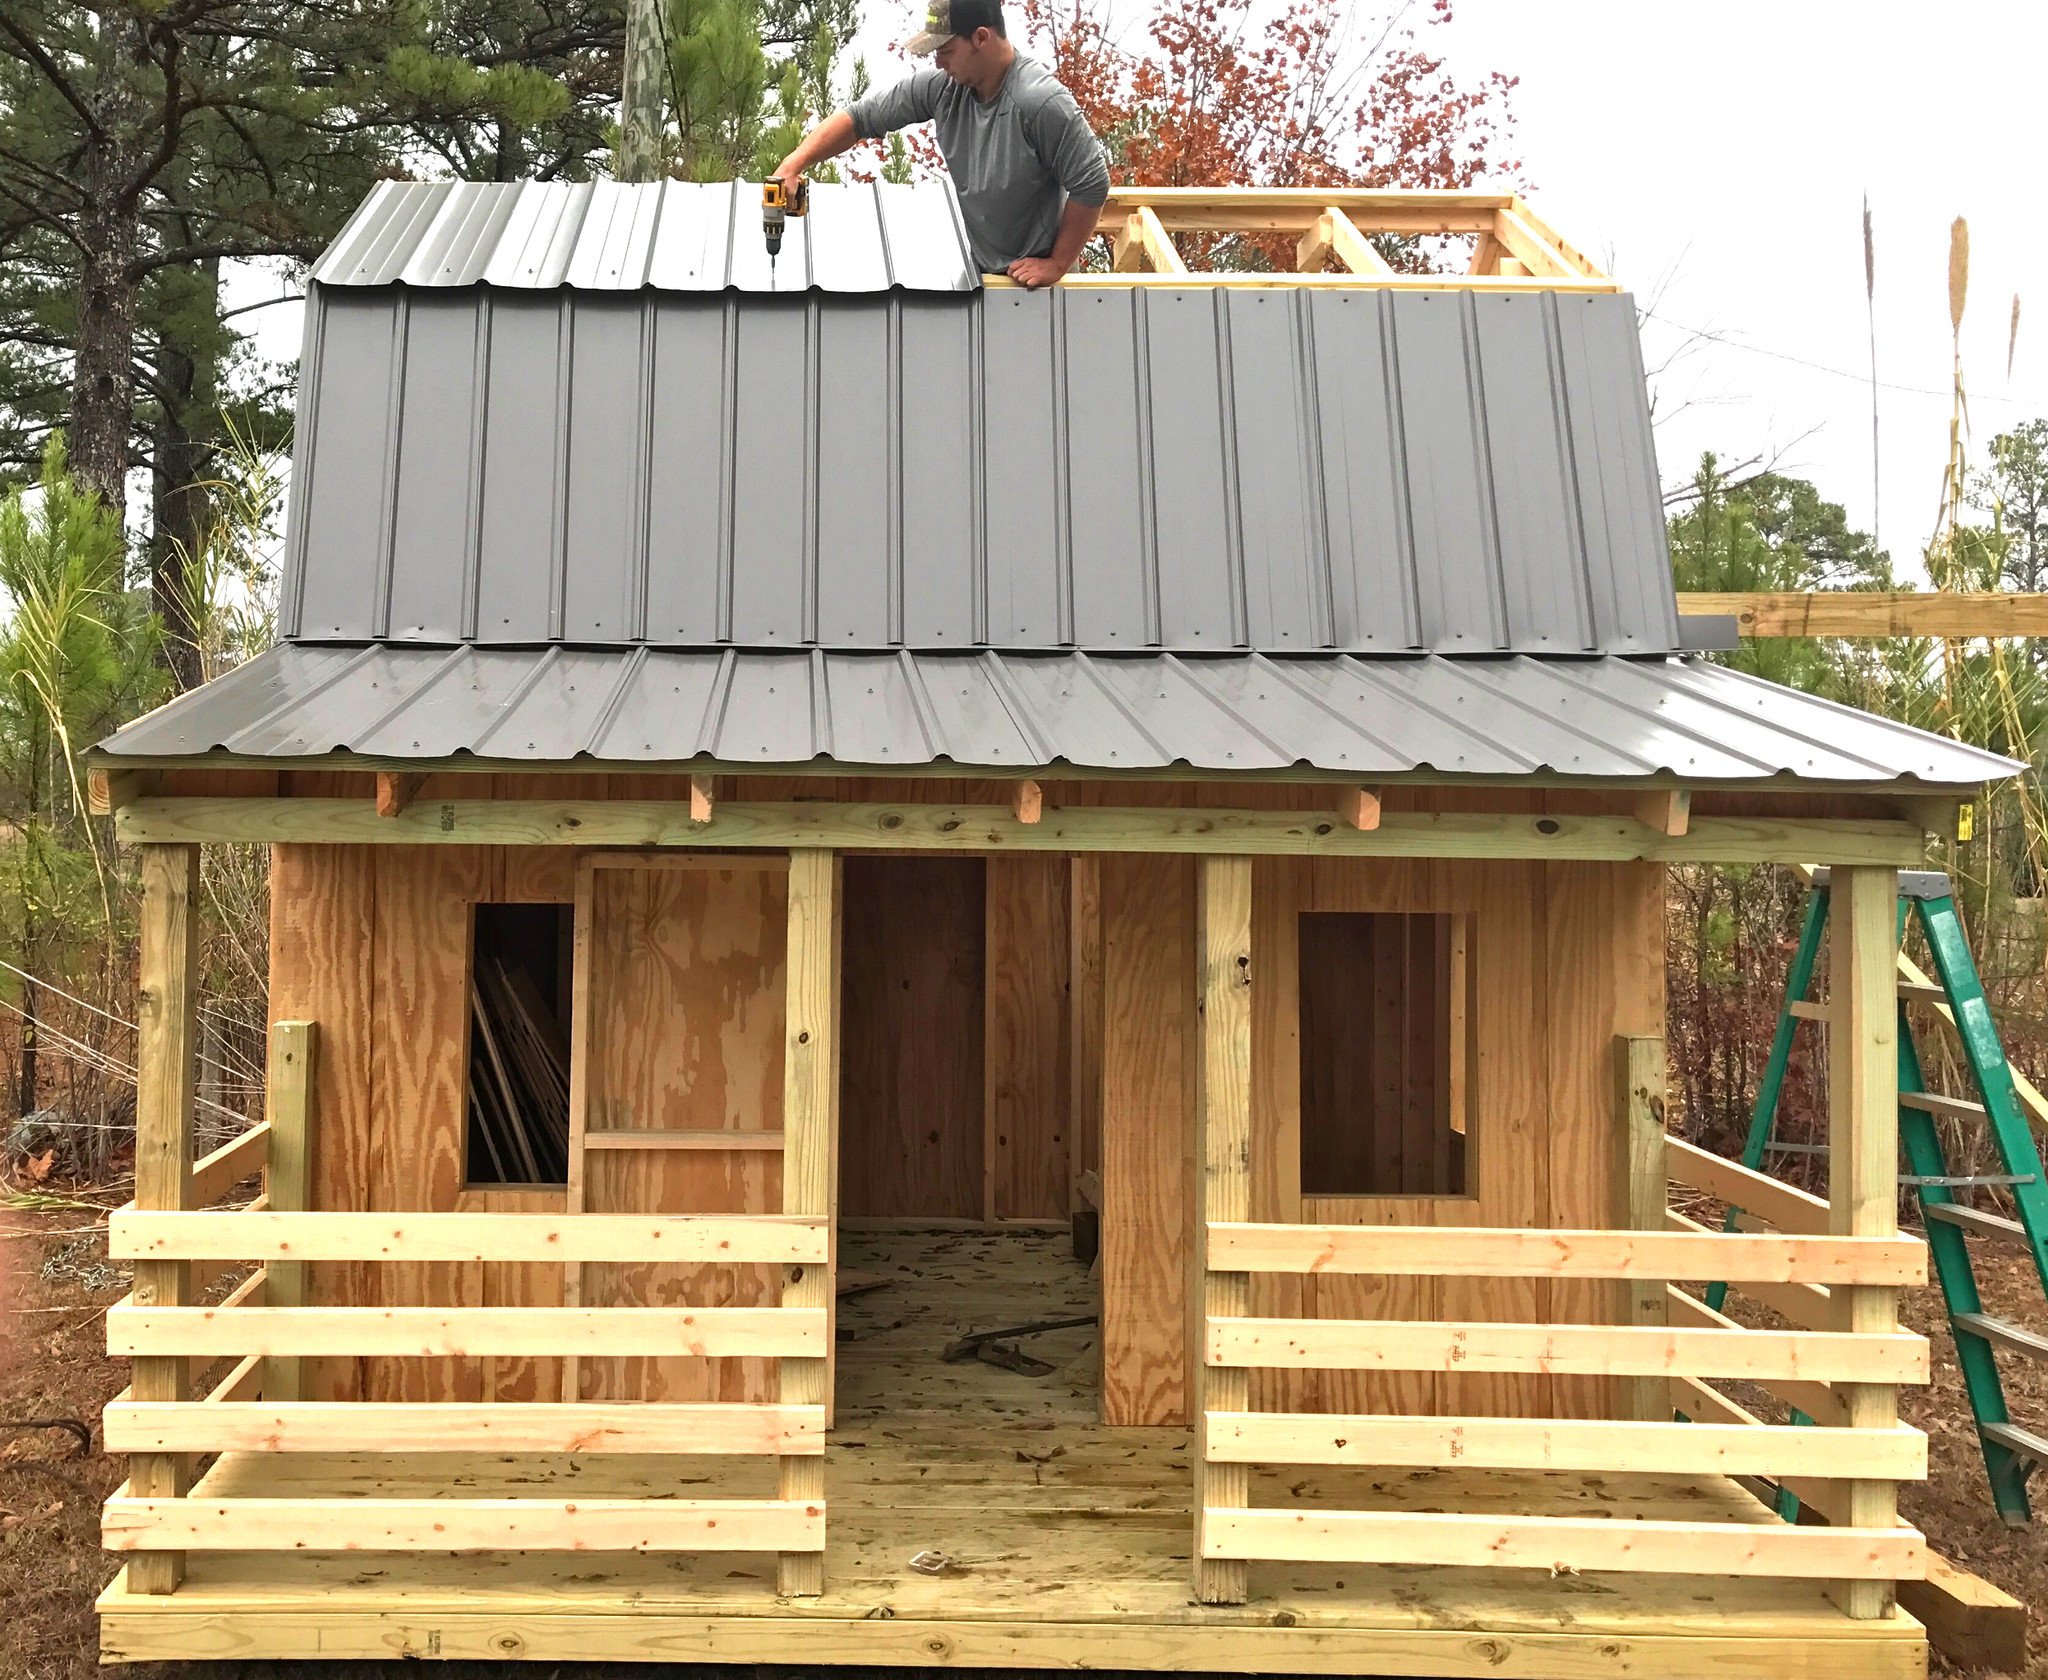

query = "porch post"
[263,1021,317,1402]
[1828,864,1901,1620]
[1194,856,1253,1606]
[779,849,840,1598]
[1615,1035,1669,1422]
[128,844,200,1594]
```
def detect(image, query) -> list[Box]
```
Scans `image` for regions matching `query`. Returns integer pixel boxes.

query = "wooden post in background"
[779,850,840,1598]
[1194,856,1253,1605]
[263,1021,316,1402]
[1615,1035,1669,1423]
[1829,864,1901,1620]
[128,844,200,1594]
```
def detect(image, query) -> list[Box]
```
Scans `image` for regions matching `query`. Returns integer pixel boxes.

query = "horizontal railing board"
[1201,1509,1926,1579]
[1664,1209,1833,1328]
[107,1306,827,1360]
[102,1401,827,1456]
[1205,1318,1929,1384]
[189,1125,270,1207]
[1206,1223,1924,1285]
[109,1210,829,1265]
[103,1493,823,1554]
[1203,1412,1927,1479]
[1665,1138,1831,1235]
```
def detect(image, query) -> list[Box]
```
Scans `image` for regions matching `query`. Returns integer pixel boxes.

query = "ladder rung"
[1897,981,1948,1004]
[1767,1141,1829,1156]
[1924,1203,2031,1244]
[1900,1090,1988,1120]
[1902,1173,2038,1189]
[1956,1313,2048,1365]
[1981,1421,2048,1468]
[1788,1000,1829,1021]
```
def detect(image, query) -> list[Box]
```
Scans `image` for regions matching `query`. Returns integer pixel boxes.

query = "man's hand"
[1006,255,1067,290]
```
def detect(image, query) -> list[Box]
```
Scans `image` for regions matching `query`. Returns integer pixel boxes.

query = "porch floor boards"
[101,1227,1925,1674]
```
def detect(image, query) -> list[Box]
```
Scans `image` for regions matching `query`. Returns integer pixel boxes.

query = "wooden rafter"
[998,188,1620,291]
[1113,207,1186,275]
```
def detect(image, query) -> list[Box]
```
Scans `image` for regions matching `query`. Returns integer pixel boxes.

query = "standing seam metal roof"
[93,643,2021,787]
[282,281,1678,657]
[90,181,2018,789]
[312,179,979,294]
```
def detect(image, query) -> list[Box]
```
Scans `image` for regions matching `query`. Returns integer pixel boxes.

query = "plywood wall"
[577,861,787,1404]
[840,856,984,1218]
[1088,835,1664,1426]
[267,773,1660,1421]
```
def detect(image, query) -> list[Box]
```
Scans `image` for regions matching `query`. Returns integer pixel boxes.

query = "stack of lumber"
[467,957,570,1183]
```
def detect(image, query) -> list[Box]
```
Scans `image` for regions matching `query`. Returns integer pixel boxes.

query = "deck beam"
[115,797,1928,867]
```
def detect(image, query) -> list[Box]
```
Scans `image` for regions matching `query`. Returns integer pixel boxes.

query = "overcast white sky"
[232,0,2044,571]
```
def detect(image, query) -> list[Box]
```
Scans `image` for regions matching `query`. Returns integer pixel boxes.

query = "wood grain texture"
[581,864,787,1404]
[1194,857,1253,1604]
[1300,857,1444,1422]
[1068,858,1104,1213]
[1099,854,1195,1426]
[839,858,983,1219]
[1828,865,1902,1620]
[370,844,496,1404]
[1542,850,1663,1417]
[129,845,200,1595]
[986,857,1071,1222]
[268,841,376,1404]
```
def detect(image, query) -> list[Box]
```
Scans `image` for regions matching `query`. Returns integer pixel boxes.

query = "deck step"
[1924,1204,2031,1245]
[1955,1313,2048,1365]
[1980,1421,2048,1468]
[1899,1091,1988,1121]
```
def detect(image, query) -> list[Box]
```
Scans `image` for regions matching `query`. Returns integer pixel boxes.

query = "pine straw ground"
[2,1201,2043,1680]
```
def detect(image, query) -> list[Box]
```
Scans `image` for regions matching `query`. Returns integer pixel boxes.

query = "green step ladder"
[1712,868,2048,1526]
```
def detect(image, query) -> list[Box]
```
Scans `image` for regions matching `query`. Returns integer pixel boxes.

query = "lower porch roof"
[92,642,2017,789]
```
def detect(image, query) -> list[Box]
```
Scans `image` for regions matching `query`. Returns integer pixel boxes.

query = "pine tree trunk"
[150,257,218,693]
[70,12,147,520]
[618,0,666,182]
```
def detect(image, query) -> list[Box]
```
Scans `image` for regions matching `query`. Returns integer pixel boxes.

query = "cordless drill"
[762,178,809,280]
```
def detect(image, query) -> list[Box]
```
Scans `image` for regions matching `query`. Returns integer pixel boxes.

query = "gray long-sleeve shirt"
[849,55,1110,273]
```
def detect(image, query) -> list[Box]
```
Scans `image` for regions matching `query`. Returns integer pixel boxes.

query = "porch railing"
[1196,1218,1928,1582]
[102,1015,828,1583]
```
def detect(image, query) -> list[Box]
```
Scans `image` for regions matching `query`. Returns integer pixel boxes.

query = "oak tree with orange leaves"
[1017,0,1517,191]
[1015,0,1516,268]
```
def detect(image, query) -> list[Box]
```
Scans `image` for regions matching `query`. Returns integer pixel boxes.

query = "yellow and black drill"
[762,177,808,281]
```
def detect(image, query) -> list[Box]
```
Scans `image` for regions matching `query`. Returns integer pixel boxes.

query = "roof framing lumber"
[1680,591,2048,639]
[1112,207,1186,275]
[113,796,1929,866]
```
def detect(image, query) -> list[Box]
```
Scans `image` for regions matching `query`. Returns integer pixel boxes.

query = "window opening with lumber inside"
[1299,911,1470,1197]
[466,902,575,1186]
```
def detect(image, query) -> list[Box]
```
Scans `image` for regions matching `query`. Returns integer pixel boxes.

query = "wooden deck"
[101,1227,1928,1674]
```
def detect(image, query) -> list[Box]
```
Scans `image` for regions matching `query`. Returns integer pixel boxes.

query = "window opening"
[466,902,574,1186]
[1298,911,1467,1197]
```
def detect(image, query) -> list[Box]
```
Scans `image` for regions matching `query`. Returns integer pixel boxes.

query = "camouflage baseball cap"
[904,0,1003,55]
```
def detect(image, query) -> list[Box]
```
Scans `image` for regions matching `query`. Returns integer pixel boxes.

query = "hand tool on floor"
[762,177,808,282]
[940,1314,1097,1378]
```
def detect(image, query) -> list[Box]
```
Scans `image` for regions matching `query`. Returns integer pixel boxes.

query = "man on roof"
[770,0,1110,288]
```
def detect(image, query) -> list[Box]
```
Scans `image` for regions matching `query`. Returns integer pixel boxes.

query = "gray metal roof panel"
[281,283,1687,657]
[95,645,2020,789]
[309,179,977,294]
